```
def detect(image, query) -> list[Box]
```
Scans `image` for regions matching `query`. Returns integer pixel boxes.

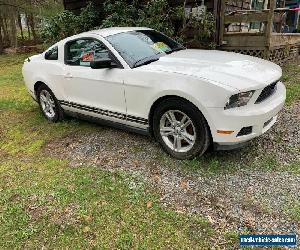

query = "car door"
[61,38,127,123]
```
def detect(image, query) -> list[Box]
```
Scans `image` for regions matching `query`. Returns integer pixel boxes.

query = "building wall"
[225,0,252,13]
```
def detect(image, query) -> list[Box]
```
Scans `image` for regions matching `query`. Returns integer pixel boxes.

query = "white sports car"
[22,27,286,159]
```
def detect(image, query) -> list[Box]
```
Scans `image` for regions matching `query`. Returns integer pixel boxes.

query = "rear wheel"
[37,84,64,122]
[153,98,210,160]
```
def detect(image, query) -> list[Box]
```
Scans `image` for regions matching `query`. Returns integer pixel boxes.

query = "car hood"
[140,49,282,91]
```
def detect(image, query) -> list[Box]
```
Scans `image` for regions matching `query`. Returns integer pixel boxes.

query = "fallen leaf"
[180,180,189,190]
[100,201,108,206]
[133,160,140,167]
[207,215,214,224]
[147,201,153,208]
[84,214,93,224]
[152,175,161,182]
[83,226,90,233]
[175,205,186,214]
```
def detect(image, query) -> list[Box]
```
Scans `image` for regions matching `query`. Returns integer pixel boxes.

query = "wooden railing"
[217,0,300,63]
[224,11,282,24]
[219,0,277,46]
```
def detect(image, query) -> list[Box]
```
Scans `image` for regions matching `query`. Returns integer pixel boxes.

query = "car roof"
[57,27,153,46]
[89,27,153,37]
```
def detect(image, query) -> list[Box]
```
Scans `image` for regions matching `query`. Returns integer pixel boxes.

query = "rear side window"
[65,39,110,66]
[45,46,58,60]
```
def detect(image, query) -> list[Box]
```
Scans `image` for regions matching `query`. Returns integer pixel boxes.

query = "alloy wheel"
[159,110,196,153]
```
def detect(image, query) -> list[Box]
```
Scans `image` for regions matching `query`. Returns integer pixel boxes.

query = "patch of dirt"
[25,195,51,221]
[50,203,81,229]
[44,104,300,242]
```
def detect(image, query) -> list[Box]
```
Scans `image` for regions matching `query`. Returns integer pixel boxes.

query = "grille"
[255,82,278,104]
[237,126,253,137]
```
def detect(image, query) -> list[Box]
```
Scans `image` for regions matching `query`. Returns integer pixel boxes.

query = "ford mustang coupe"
[22,27,286,159]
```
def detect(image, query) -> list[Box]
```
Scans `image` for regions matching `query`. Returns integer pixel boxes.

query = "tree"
[0,0,63,53]
[17,12,24,40]
[0,21,3,53]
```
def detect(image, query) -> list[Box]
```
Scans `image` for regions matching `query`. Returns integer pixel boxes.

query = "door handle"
[64,73,73,79]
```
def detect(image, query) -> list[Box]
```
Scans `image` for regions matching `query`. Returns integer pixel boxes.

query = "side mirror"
[90,58,117,69]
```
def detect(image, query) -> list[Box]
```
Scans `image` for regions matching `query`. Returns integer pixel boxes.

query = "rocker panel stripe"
[59,100,148,125]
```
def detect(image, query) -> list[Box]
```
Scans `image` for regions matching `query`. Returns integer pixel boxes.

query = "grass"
[281,59,300,106]
[0,52,299,249]
[0,159,213,249]
[286,201,300,222]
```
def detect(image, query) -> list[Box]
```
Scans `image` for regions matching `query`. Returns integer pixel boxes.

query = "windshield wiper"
[133,56,160,68]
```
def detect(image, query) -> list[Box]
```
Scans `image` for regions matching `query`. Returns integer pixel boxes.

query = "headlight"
[224,90,255,110]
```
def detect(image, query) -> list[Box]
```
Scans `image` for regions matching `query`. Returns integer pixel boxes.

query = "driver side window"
[65,38,110,66]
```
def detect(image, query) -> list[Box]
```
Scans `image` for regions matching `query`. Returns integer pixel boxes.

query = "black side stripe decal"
[59,100,148,125]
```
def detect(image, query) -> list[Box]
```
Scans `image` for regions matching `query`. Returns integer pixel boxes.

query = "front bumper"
[207,81,286,146]
[213,141,250,151]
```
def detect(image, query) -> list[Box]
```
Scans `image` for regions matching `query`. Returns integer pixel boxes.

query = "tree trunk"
[28,14,37,42]
[0,23,3,53]
[0,14,6,49]
[3,16,9,38]
[17,12,23,40]
[26,14,31,39]
[9,8,17,48]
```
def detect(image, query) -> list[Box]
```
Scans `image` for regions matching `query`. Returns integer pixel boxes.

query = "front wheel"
[153,98,211,160]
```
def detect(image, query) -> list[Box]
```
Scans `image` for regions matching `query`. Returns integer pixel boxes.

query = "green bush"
[40,2,99,44]
[180,11,216,48]
[101,0,175,37]
[102,0,216,48]
[40,0,216,48]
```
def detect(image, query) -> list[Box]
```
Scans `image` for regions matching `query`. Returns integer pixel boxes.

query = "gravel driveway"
[45,103,300,244]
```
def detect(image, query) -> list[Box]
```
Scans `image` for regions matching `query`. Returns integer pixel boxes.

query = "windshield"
[106,30,185,68]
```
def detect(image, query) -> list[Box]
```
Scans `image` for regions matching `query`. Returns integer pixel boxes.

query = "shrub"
[40,0,216,48]
[40,2,99,44]
[180,11,216,48]
[102,0,216,48]
[77,2,99,32]
[101,0,175,37]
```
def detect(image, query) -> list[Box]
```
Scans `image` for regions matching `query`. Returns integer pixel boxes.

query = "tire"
[153,98,211,160]
[37,84,64,122]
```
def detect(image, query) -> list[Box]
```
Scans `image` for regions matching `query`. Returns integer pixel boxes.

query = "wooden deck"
[218,0,300,63]
[222,32,300,48]
[270,33,300,47]
[220,32,300,63]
